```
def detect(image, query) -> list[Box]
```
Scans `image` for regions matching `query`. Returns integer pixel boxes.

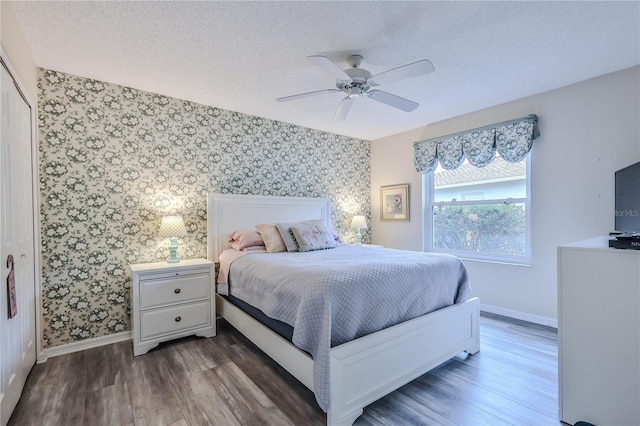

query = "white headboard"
[207,193,332,262]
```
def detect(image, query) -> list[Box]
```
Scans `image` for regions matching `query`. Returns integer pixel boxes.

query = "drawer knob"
[175,316,182,322]
[174,288,181,294]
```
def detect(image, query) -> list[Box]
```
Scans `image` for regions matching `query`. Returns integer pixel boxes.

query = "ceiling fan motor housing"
[344,67,372,83]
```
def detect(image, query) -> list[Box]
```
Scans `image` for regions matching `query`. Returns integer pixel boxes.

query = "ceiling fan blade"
[276,89,339,102]
[308,55,351,81]
[368,90,419,112]
[333,97,355,121]
[369,59,435,86]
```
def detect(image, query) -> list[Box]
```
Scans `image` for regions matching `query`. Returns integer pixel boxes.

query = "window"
[424,153,531,264]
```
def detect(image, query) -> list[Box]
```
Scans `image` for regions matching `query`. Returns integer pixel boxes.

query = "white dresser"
[130,258,216,356]
[558,237,640,425]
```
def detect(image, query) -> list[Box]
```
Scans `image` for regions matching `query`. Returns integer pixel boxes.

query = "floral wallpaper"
[37,69,371,348]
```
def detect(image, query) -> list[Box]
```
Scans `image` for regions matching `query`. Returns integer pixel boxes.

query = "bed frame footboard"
[217,295,480,426]
[327,297,480,425]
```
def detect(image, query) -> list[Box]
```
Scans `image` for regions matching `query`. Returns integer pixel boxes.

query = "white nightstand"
[129,258,215,356]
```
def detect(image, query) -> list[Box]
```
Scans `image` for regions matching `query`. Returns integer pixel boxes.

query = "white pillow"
[275,222,301,252]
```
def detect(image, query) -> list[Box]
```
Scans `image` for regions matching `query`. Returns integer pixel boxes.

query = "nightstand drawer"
[140,300,211,341]
[140,274,210,309]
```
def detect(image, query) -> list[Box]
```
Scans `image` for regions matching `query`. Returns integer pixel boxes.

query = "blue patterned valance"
[414,114,540,173]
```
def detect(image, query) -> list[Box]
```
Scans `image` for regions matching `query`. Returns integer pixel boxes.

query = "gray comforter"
[224,244,470,411]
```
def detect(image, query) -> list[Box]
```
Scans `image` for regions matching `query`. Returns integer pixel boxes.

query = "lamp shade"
[158,215,187,237]
[350,215,367,230]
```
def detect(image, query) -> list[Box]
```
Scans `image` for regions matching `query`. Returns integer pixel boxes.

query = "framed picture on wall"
[380,183,409,221]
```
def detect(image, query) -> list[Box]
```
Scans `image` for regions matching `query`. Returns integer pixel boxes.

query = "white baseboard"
[36,350,47,364]
[39,305,555,360]
[43,331,132,361]
[480,303,557,329]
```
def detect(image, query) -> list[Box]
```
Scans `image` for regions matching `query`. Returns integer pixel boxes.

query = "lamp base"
[355,229,363,245]
[167,237,181,263]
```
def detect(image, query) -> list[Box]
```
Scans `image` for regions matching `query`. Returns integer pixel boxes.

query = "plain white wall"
[1,1,38,100]
[371,66,640,326]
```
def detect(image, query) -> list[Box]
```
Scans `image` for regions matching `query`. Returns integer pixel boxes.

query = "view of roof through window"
[434,153,526,187]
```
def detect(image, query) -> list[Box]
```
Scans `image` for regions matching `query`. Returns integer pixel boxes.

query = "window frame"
[423,154,532,265]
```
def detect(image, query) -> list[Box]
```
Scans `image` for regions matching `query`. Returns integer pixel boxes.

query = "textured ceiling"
[11,1,640,140]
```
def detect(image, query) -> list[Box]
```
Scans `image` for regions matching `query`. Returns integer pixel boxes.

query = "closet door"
[0,61,37,425]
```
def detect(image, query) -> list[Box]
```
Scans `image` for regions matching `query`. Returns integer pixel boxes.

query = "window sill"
[457,256,532,267]
[425,248,531,266]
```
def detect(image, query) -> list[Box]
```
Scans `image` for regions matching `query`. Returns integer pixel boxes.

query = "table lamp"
[158,215,187,263]
[350,215,367,245]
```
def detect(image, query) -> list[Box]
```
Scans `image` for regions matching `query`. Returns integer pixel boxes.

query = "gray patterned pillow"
[276,219,340,252]
[289,222,337,252]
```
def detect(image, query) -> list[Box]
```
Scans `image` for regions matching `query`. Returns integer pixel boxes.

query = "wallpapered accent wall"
[37,69,371,348]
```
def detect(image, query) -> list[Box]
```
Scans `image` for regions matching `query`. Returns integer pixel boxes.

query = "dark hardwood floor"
[9,313,560,426]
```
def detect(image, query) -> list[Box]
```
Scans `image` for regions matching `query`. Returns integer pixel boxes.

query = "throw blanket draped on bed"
[222,244,470,412]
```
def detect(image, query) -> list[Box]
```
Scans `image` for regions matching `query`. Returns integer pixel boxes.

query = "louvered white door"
[0,61,37,426]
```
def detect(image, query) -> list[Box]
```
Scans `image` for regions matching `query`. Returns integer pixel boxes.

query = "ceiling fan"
[276,54,435,121]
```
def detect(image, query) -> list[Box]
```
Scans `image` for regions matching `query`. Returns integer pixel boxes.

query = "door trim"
[1,47,45,363]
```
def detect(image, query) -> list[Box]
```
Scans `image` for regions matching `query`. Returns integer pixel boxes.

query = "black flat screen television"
[615,161,640,233]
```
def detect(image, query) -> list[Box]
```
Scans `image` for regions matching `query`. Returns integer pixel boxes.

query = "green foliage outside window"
[433,203,526,256]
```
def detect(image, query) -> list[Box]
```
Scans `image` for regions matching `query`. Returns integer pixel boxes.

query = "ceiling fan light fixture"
[347,87,363,98]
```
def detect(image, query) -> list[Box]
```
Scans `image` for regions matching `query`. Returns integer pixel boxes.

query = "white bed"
[207,193,480,426]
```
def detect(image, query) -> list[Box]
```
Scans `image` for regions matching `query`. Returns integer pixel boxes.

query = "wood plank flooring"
[9,313,561,426]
